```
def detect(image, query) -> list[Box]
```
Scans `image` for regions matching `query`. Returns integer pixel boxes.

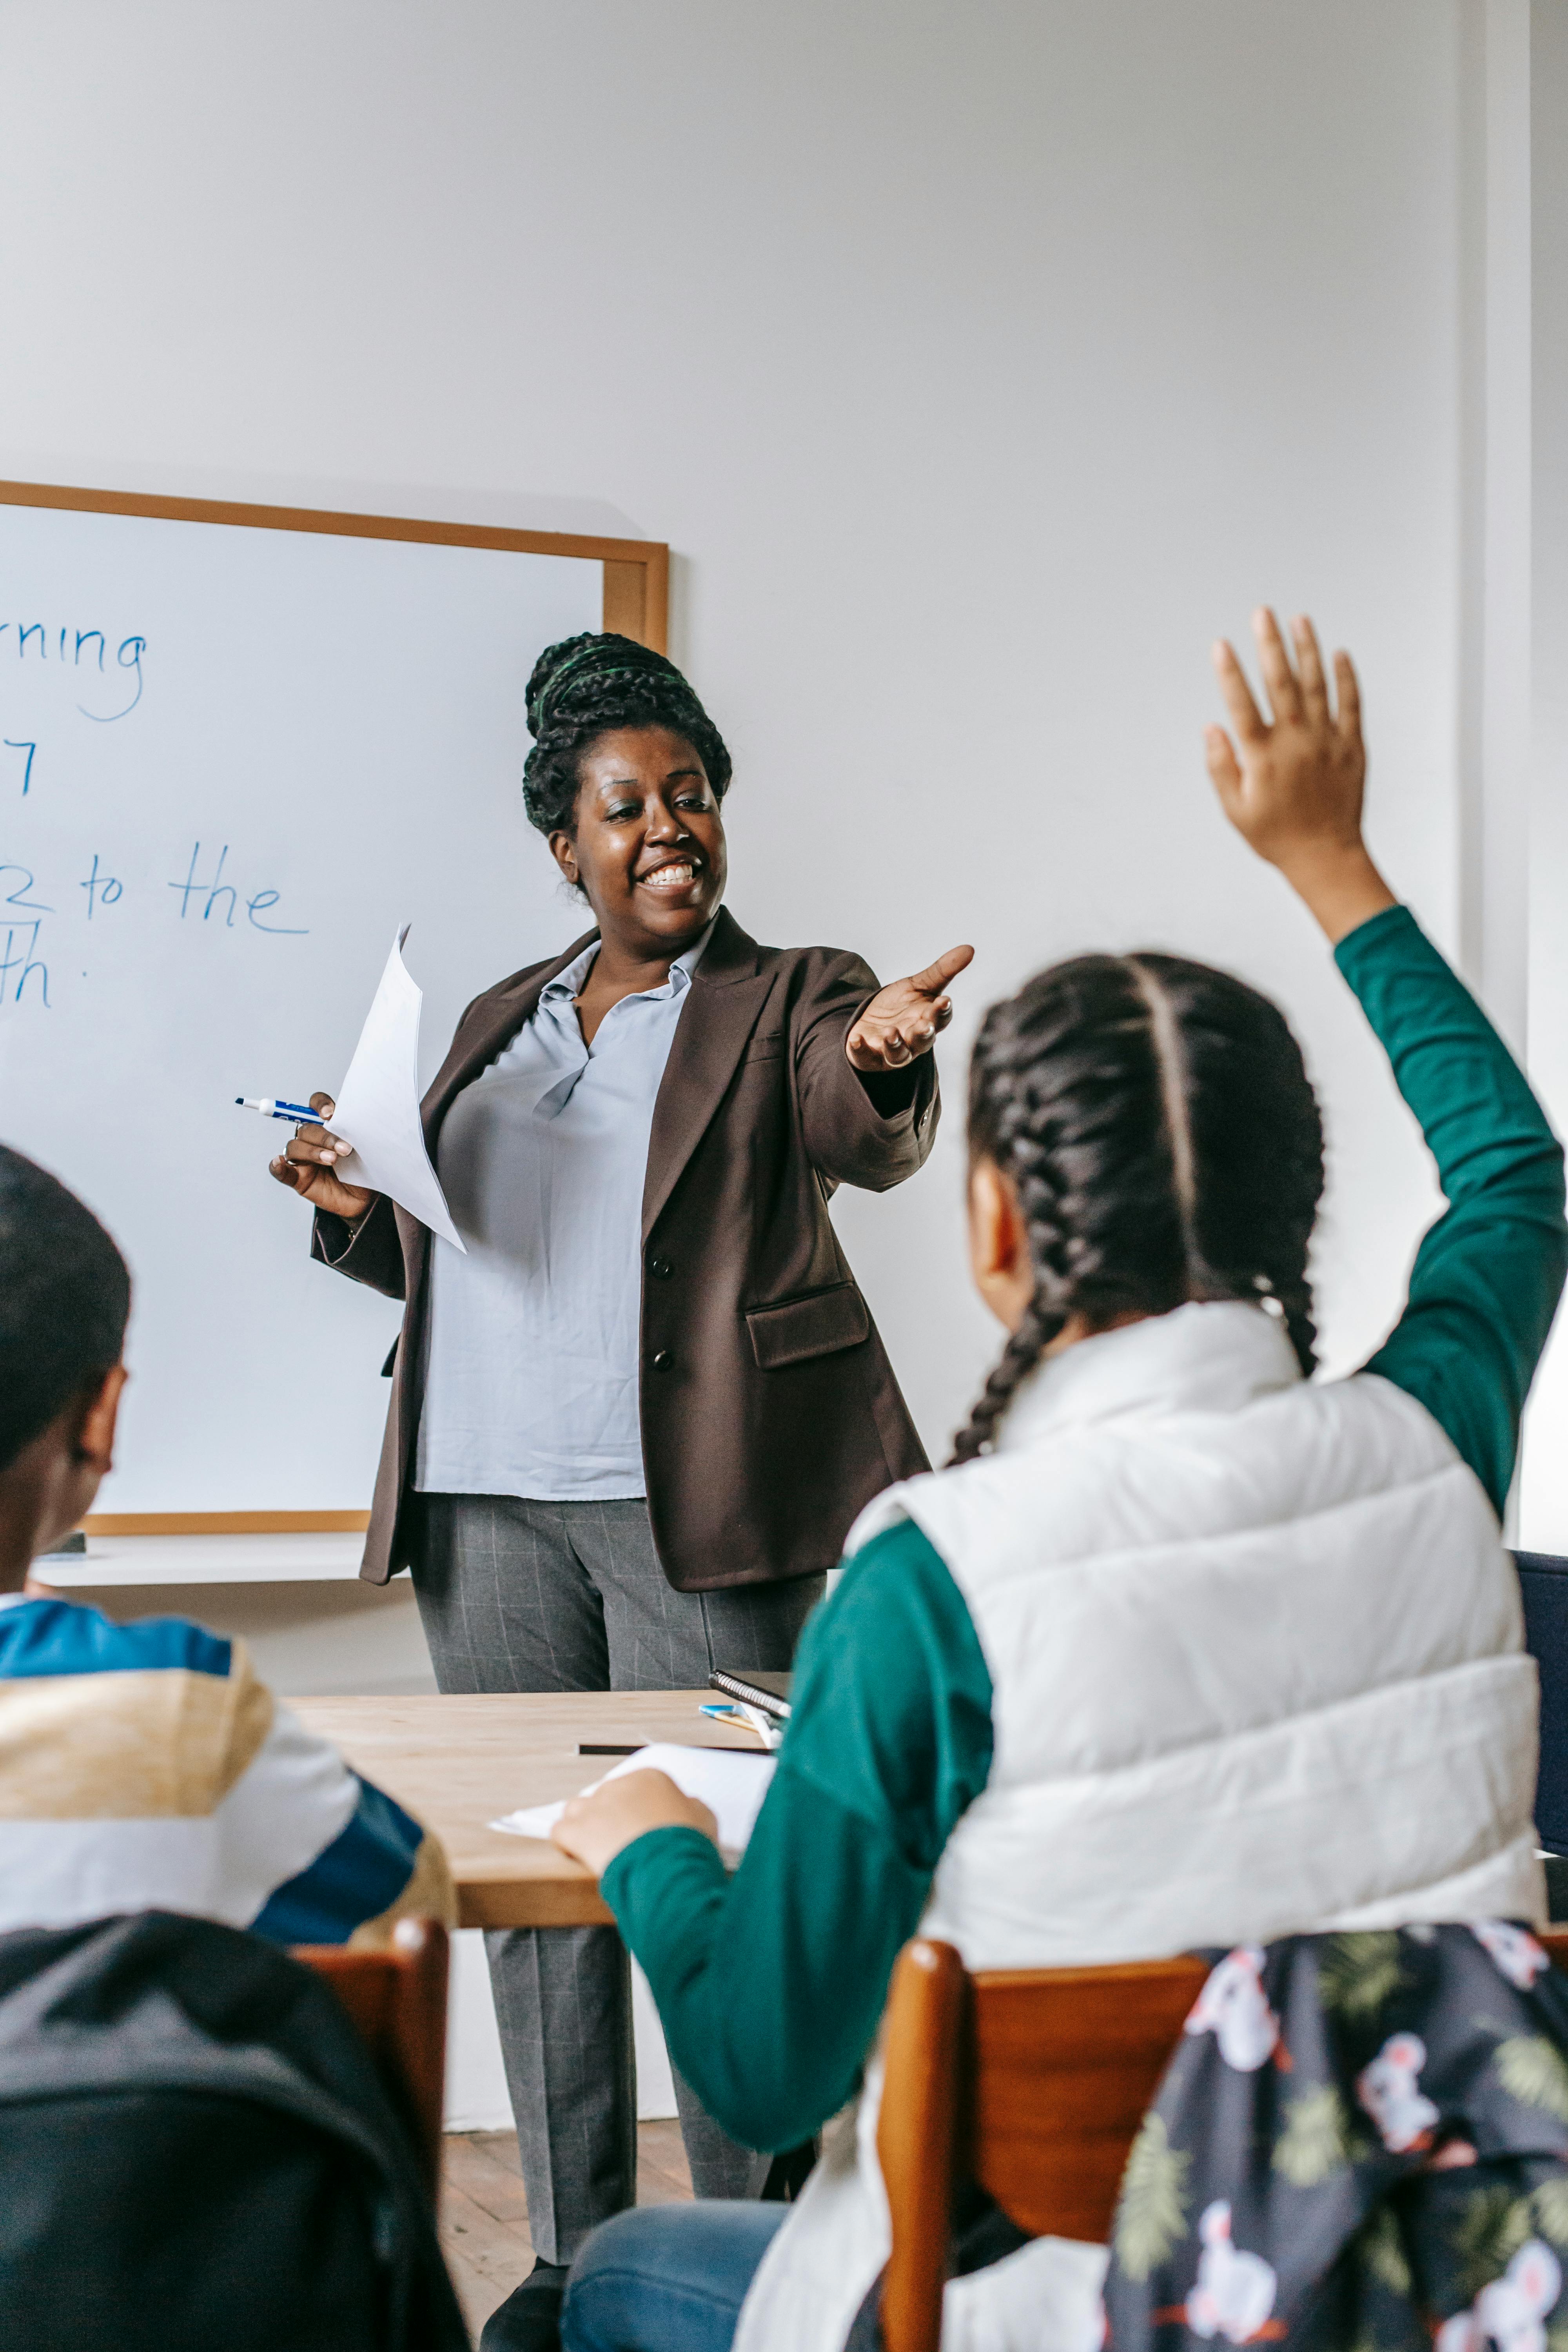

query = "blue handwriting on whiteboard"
[0,866,54,914]
[167,843,308,933]
[0,869,53,1007]
[0,622,146,720]
[0,920,48,1008]
[79,854,123,918]
[2,741,36,795]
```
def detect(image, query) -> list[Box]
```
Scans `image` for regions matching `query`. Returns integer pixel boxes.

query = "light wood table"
[292,1691,764,1927]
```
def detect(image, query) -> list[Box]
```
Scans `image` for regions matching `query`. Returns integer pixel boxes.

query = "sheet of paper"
[492,1742,777,1863]
[328,926,466,1252]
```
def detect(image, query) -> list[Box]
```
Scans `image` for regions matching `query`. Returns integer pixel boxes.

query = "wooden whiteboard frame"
[0,481,668,1539]
[0,479,668,653]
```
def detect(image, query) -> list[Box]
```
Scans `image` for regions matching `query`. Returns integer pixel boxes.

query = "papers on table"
[328,926,466,1252]
[491,1742,777,1864]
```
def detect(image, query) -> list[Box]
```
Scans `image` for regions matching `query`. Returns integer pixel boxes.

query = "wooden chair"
[878,1929,1568,2352]
[293,1916,449,2203]
[878,1939,1217,2352]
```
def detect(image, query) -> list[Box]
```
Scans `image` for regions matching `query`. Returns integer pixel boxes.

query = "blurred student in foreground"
[0,1145,454,1946]
[550,616,1568,2352]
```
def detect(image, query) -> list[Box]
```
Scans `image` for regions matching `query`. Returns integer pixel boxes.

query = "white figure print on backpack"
[1183,1948,1281,2072]
[1434,2238,1562,2352]
[1184,2200,1278,2343]
[1356,2031,1439,2153]
[1470,1920,1550,1991]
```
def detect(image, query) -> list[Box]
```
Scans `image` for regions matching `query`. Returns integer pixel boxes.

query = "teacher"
[271,632,967,2352]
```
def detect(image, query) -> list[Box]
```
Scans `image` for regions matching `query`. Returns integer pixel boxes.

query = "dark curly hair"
[522,632,733,836]
[950,952,1325,1465]
[0,1143,131,1472]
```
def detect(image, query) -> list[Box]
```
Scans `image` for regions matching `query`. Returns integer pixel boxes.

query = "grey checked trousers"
[412,1493,824,2263]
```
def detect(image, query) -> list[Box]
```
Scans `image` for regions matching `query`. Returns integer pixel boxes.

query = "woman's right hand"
[268,1093,377,1223]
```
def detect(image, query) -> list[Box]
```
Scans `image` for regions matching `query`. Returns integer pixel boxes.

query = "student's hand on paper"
[1205,609,1396,945]
[550,1770,719,1878]
[846,944,975,1071]
[268,1092,376,1222]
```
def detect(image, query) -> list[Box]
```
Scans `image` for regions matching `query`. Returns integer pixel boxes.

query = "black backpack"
[0,1910,469,2352]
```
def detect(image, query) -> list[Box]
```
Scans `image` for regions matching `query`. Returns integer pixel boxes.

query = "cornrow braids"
[522,632,733,836]
[949,951,1325,1465]
[1130,955,1323,1379]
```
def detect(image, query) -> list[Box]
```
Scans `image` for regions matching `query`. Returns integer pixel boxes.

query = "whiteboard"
[0,495,611,1514]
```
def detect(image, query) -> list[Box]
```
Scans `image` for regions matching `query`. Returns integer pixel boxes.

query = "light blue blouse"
[414,924,713,1502]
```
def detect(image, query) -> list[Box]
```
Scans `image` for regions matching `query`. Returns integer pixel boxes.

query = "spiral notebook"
[709,1669,792,1723]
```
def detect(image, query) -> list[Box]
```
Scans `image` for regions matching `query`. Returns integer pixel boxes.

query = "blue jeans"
[561,2203,789,2352]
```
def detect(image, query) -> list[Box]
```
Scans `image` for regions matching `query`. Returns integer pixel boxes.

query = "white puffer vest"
[734,1302,1543,2352]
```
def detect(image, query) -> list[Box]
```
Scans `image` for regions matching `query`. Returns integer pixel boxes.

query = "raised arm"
[1207,610,1568,1513]
[1341,911,1566,1513]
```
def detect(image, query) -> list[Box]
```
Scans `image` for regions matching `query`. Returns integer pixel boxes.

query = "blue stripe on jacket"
[0,1597,232,1680]
[249,1774,425,1945]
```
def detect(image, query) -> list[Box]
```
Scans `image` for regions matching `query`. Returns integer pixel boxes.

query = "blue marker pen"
[235,1097,324,1122]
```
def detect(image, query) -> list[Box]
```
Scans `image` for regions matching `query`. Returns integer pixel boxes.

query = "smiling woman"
[267,630,969,2352]
[548,721,733,1042]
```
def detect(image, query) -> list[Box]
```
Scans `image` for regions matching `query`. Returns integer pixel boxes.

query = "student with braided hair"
[947,945,1327,1465]
[550,612,1568,2352]
[271,630,970,2348]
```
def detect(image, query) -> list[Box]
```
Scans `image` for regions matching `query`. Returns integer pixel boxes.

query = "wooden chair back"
[294,1916,449,2203]
[877,1939,1208,2352]
[879,1927,1568,2352]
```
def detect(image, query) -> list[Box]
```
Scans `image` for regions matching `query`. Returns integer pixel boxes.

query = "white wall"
[0,3,1534,1489]
[1522,0,1568,1552]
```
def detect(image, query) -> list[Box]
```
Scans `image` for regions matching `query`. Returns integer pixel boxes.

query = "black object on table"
[710,1668,792,1722]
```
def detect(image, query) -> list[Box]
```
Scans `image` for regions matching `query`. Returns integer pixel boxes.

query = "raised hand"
[268,1091,376,1223]
[1205,609,1395,944]
[846,944,975,1072]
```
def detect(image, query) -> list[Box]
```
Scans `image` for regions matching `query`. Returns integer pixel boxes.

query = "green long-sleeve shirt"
[603,905,1568,2153]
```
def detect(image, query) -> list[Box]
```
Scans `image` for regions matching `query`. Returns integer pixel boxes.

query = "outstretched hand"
[846,944,975,1072]
[1205,610,1395,944]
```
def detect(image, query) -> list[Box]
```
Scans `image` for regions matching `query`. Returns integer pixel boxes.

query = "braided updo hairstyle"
[522,632,733,836]
[950,952,1325,1465]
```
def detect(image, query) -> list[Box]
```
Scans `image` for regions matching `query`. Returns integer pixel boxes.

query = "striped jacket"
[0,1593,453,1945]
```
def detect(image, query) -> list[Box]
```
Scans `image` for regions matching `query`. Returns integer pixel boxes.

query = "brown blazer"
[316,907,939,1590]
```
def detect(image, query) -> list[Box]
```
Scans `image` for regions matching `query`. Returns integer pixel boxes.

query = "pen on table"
[575,1742,762,1756]
[235,1097,325,1122]
[700,1700,782,1749]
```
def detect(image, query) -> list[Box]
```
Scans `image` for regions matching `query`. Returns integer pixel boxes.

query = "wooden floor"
[441,2122,694,2341]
